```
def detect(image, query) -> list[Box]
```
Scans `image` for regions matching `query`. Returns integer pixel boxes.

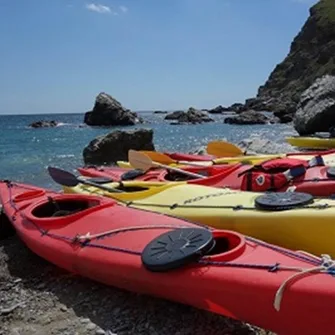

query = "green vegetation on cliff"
[254,0,335,120]
[315,0,335,27]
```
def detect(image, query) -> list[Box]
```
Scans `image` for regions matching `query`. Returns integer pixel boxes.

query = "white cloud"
[119,5,128,13]
[85,3,111,14]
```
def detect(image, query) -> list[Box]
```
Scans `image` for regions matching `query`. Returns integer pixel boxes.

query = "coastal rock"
[207,105,231,114]
[83,128,155,165]
[153,110,168,114]
[250,0,335,121]
[224,111,269,125]
[29,120,58,128]
[227,103,248,113]
[165,107,214,124]
[164,111,184,120]
[189,146,208,155]
[237,137,297,155]
[294,75,335,135]
[84,92,143,127]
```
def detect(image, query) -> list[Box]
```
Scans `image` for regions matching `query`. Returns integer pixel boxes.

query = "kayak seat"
[32,197,99,218]
[121,169,146,181]
[114,184,150,192]
[164,170,209,181]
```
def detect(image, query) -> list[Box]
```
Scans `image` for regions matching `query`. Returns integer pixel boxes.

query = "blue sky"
[0,0,318,114]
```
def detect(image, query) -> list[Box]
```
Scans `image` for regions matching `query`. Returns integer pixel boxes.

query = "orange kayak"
[2,179,335,335]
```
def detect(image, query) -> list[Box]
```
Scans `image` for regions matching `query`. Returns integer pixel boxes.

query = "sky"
[0,0,319,114]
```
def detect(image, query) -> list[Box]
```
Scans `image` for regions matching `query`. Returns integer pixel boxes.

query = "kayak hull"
[117,149,335,168]
[78,161,335,196]
[64,180,335,257]
[164,152,216,161]
[286,136,335,149]
[2,180,335,335]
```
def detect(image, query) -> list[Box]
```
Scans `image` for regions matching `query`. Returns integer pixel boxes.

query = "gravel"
[0,235,275,335]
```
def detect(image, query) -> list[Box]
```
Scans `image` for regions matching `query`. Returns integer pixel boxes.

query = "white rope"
[274,254,335,312]
[74,224,191,242]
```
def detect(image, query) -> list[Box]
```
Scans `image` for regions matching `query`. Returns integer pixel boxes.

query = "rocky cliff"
[250,0,335,122]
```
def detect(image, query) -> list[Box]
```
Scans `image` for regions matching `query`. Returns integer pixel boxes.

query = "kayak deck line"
[73,224,195,242]
[124,199,332,211]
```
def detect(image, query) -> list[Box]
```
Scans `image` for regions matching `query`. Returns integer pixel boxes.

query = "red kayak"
[163,151,216,161]
[78,155,335,196]
[77,164,229,182]
[1,179,335,335]
[165,149,335,162]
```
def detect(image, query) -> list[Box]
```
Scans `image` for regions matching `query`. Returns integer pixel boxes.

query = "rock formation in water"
[29,120,58,128]
[165,107,214,124]
[224,111,270,125]
[243,0,335,123]
[84,92,143,126]
[83,128,155,165]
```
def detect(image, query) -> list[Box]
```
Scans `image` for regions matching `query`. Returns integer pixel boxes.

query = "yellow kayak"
[286,136,335,149]
[63,180,335,257]
[117,150,335,168]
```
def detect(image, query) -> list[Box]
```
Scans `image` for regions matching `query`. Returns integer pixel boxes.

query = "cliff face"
[252,0,335,122]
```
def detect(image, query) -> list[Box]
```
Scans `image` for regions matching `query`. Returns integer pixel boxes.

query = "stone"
[84,92,143,126]
[227,103,247,113]
[207,105,231,114]
[83,128,155,165]
[164,110,185,120]
[165,107,214,124]
[294,75,335,135]
[237,137,297,155]
[29,120,58,128]
[224,111,269,125]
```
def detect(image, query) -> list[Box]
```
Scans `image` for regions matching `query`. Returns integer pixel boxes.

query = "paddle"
[140,150,210,167]
[47,166,124,193]
[128,150,207,179]
[206,140,245,157]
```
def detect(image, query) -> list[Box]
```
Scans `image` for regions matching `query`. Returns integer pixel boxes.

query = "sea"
[0,112,298,190]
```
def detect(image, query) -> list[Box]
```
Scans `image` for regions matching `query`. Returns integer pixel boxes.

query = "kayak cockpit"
[24,194,113,225]
[31,197,100,218]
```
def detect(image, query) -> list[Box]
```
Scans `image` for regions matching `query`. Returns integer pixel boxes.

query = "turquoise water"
[0,112,297,190]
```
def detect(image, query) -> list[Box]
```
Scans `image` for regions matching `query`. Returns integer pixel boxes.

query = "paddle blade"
[206,141,244,157]
[128,150,155,171]
[47,166,79,187]
[140,151,175,165]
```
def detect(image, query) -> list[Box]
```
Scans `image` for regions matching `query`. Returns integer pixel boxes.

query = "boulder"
[224,111,269,125]
[294,75,335,135]
[84,92,143,126]
[237,137,297,155]
[165,107,214,124]
[164,110,185,120]
[207,105,231,114]
[83,128,155,165]
[227,103,247,113]
[189,146,208,155]
[29,120,58,128]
